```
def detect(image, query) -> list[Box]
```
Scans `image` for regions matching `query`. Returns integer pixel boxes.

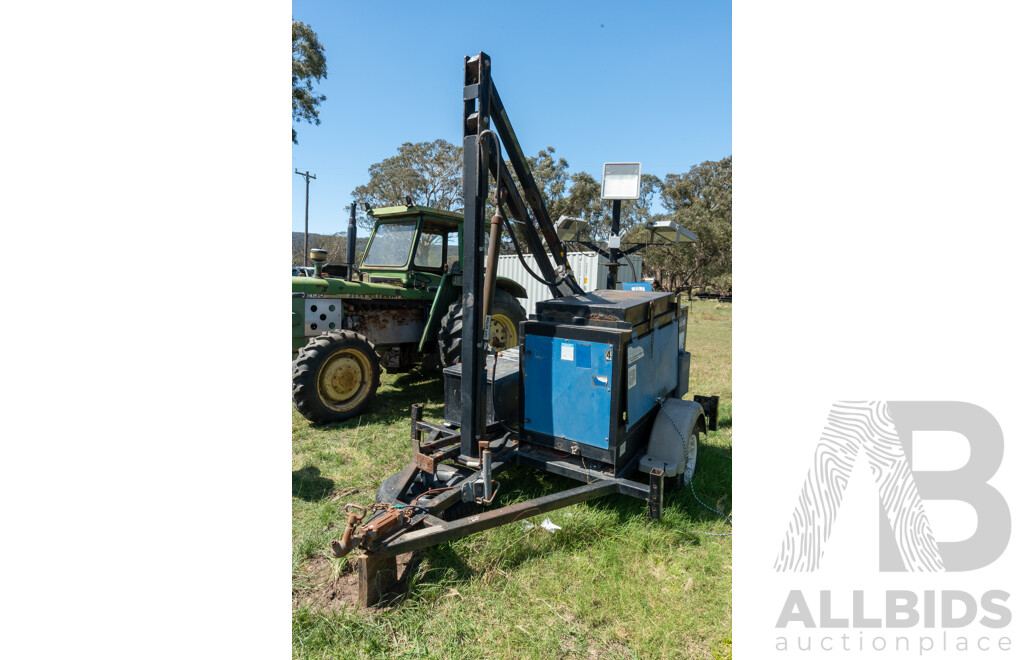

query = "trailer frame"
[341,404,667,605]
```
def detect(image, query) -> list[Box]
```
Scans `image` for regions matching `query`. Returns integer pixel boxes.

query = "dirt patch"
[293,552,419,612]
[293,555,359,611]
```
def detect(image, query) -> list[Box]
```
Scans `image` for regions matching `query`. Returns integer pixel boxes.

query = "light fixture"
[601,162,642,200]
[645,219,697,244]
[555,215,585,240]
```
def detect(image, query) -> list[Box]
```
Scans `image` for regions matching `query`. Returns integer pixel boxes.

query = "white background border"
[1,1,292,656]
[735,0,1023,657]
[2,1,1022,657]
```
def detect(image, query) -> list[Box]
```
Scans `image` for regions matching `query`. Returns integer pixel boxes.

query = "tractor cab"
[291,202,529,424]
[358,205,462,290]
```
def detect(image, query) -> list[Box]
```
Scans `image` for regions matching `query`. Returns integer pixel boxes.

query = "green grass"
[293,298,732,659]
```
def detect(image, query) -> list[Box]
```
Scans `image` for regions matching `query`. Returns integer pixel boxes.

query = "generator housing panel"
[523,335,614,449]
[520,290,688,473]
[624,321,678,430]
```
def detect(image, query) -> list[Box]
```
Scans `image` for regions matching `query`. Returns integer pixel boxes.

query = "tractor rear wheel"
[437,288,526,367]
[292,330,382,423]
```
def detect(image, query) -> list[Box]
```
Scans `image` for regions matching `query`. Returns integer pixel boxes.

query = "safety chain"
[657,399,732,537]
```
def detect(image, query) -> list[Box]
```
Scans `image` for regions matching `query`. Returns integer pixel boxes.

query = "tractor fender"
[639,399,706,478]
[495,277,528,299]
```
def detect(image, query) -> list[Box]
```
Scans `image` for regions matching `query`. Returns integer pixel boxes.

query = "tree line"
[292,23,729,290]
[350,140,731,291]
[292,232,369,268]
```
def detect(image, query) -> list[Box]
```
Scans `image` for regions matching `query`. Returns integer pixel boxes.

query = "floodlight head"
[555,215,585,241]
[645,220,697,244]
[601,162,642,200]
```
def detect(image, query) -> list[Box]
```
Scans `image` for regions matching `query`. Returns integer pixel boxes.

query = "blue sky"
[292,1,731,236]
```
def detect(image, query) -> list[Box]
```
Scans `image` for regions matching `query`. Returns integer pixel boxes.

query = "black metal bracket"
[693,395,720,431]
[647,468,664,520]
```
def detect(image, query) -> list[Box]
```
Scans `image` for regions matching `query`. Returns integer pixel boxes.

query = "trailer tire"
[374,473,478,521]
[437,288,526,367]
[668,416,700,492]
[292,330,381,423]
[438,500,481,521]
[641,399,704,492]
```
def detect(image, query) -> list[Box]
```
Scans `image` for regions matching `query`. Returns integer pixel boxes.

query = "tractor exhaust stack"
[346,203,358,281]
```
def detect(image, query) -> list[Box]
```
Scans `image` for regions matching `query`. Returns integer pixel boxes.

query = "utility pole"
[295,169,317,266]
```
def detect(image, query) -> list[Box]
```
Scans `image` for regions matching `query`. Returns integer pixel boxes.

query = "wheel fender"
[639,399,706,477]
[495,277,528,299]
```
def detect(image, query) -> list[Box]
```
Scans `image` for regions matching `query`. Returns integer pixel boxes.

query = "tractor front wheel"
[293,330,382,423]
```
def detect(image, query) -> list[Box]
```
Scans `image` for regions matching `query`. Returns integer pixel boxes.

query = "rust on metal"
[415,451,439,474]
[414,444,457,473]
[329,504,368,558]
[418,431,459,453]
[412,416,460,474]
[414,442,459,474]
[329,502,413,559]
[360,506,408,543]
[476,479,500,505]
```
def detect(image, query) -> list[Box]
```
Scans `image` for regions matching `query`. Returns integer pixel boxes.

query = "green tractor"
[292,204,528,423]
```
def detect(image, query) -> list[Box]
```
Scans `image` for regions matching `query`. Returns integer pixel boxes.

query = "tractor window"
[413,231,445,269]
[363,221,416,267]
[447,233,459,268]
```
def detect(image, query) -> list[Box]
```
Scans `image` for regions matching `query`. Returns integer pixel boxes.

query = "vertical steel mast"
[460,52,586,460]
[459,54,490,459]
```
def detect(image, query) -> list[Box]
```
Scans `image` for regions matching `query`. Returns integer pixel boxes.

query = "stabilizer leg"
[647,467,664,520]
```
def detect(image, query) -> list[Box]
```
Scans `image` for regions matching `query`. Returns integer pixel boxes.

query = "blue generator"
[519,289,690,473]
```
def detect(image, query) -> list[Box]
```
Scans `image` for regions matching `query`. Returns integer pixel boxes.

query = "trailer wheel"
[437,288,526,367]
[292,330,381,423]
[669,419,699,491]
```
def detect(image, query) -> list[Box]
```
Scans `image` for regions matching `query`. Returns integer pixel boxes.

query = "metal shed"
[496,251,644,316]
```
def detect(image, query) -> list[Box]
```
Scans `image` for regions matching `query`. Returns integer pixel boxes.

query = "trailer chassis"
[332,404,667,606]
